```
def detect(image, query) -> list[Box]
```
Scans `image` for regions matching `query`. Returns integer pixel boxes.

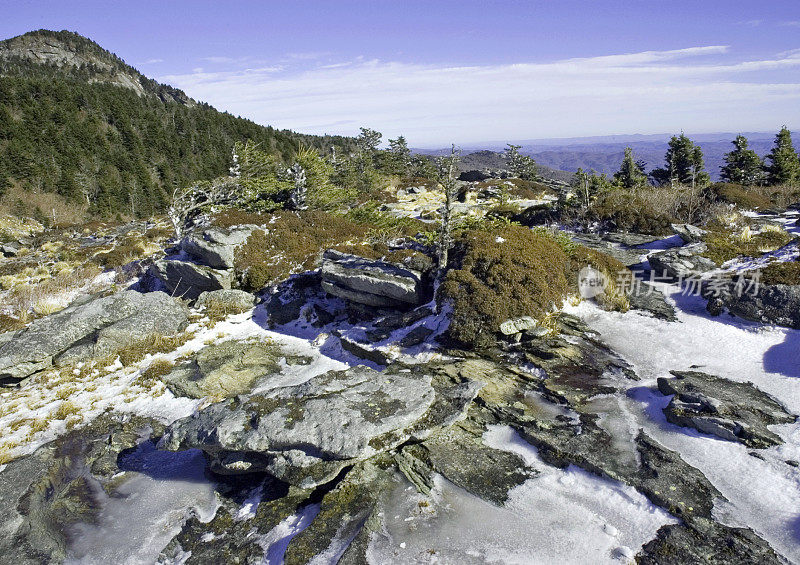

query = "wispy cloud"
[781,20,800,28]
[739,19,763,27]
[142,58,164,65]
[160,46,800,145]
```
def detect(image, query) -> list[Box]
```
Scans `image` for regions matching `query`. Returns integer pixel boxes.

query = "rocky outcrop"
[163,364,482,488]
[0,290,187,384]
[658,370,795,448]
[320,249,427,308]
[148,258,233,300]
[648,243,717,280]
[182,225,257,270]
[163,339,310,399]
[705,278,800,329]
[672,223,707,244]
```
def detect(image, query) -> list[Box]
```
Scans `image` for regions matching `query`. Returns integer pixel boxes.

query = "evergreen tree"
[650,133,709,187]
[720,135,764,185]
[503,143,538,180]
[386,135,412,175]
[765,126,800,186]
[613,147,648,188]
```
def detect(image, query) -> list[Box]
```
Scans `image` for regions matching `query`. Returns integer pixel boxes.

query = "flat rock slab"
[164,339,310,399]
[321,249,424,307]
[163,364,481,488]
[658,370,795,448]
[0,290,187,384]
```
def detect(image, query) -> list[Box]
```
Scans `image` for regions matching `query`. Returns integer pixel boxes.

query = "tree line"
[575,127,800,192]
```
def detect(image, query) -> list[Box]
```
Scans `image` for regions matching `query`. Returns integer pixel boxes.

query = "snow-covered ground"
[564,283,800,561]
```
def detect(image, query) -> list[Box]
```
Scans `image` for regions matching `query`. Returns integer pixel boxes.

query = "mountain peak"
[0,29,193,105]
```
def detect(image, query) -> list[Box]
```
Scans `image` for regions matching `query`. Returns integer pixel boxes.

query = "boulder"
[162,364,482,488]
[320,249,426,308]
[671,223,707,244]
[182,225,257,270]
[648,244,717,280]
[705,278,800,329]
[148,259,233,300]
[0,291,188,384]
[195,289,256,312]
[658,371,795,448]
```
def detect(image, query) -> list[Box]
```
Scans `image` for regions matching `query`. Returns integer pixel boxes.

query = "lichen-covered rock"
[658,371,795,448]
[195,289,256,312]
[705,278,800,329]
[163,339,309,399]
[182,225,257,270]
[162,364,481,488]
[671,223,707,244]
[148,258,233,300]
[321,249,426,307]
[0,290,188,384]
[628,282,678,321]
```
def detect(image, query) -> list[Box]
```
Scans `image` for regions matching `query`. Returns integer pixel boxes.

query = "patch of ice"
[368,426,675,564]
[65,444,218,564]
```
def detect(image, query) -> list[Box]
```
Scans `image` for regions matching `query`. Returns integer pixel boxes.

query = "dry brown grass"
[0,264,102,323]
[0,185,88,226]
[114,332,193,366]
[133,358,175,388]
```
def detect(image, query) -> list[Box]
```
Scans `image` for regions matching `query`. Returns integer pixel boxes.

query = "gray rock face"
[628,282,677,321]
[149,259,233,300]
[658,371,795,448]
[163,364,481,488]
[195,289,255,312]
[182,225,257,270]
[0,291,188,384]
[648,244,717,280]
[671,223,707,244]
[705,279,800,329]
[164,340,307,399]
[321,249,426,307]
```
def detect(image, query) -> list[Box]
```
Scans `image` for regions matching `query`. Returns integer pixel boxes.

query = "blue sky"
[2,0,800,145]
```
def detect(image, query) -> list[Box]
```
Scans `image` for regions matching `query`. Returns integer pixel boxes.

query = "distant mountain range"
[417,131,799,182]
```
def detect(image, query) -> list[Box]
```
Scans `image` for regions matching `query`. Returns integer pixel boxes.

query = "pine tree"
[650,133,709,187]
[720,135,764,185]
[765,126,800,186]
[613,147,647,188]
[503,143,538,180]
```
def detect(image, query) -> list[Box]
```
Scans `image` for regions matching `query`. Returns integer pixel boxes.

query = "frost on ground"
[368,426,674,564]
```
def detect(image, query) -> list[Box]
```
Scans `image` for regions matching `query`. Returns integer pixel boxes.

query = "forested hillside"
[0,30,355,219]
